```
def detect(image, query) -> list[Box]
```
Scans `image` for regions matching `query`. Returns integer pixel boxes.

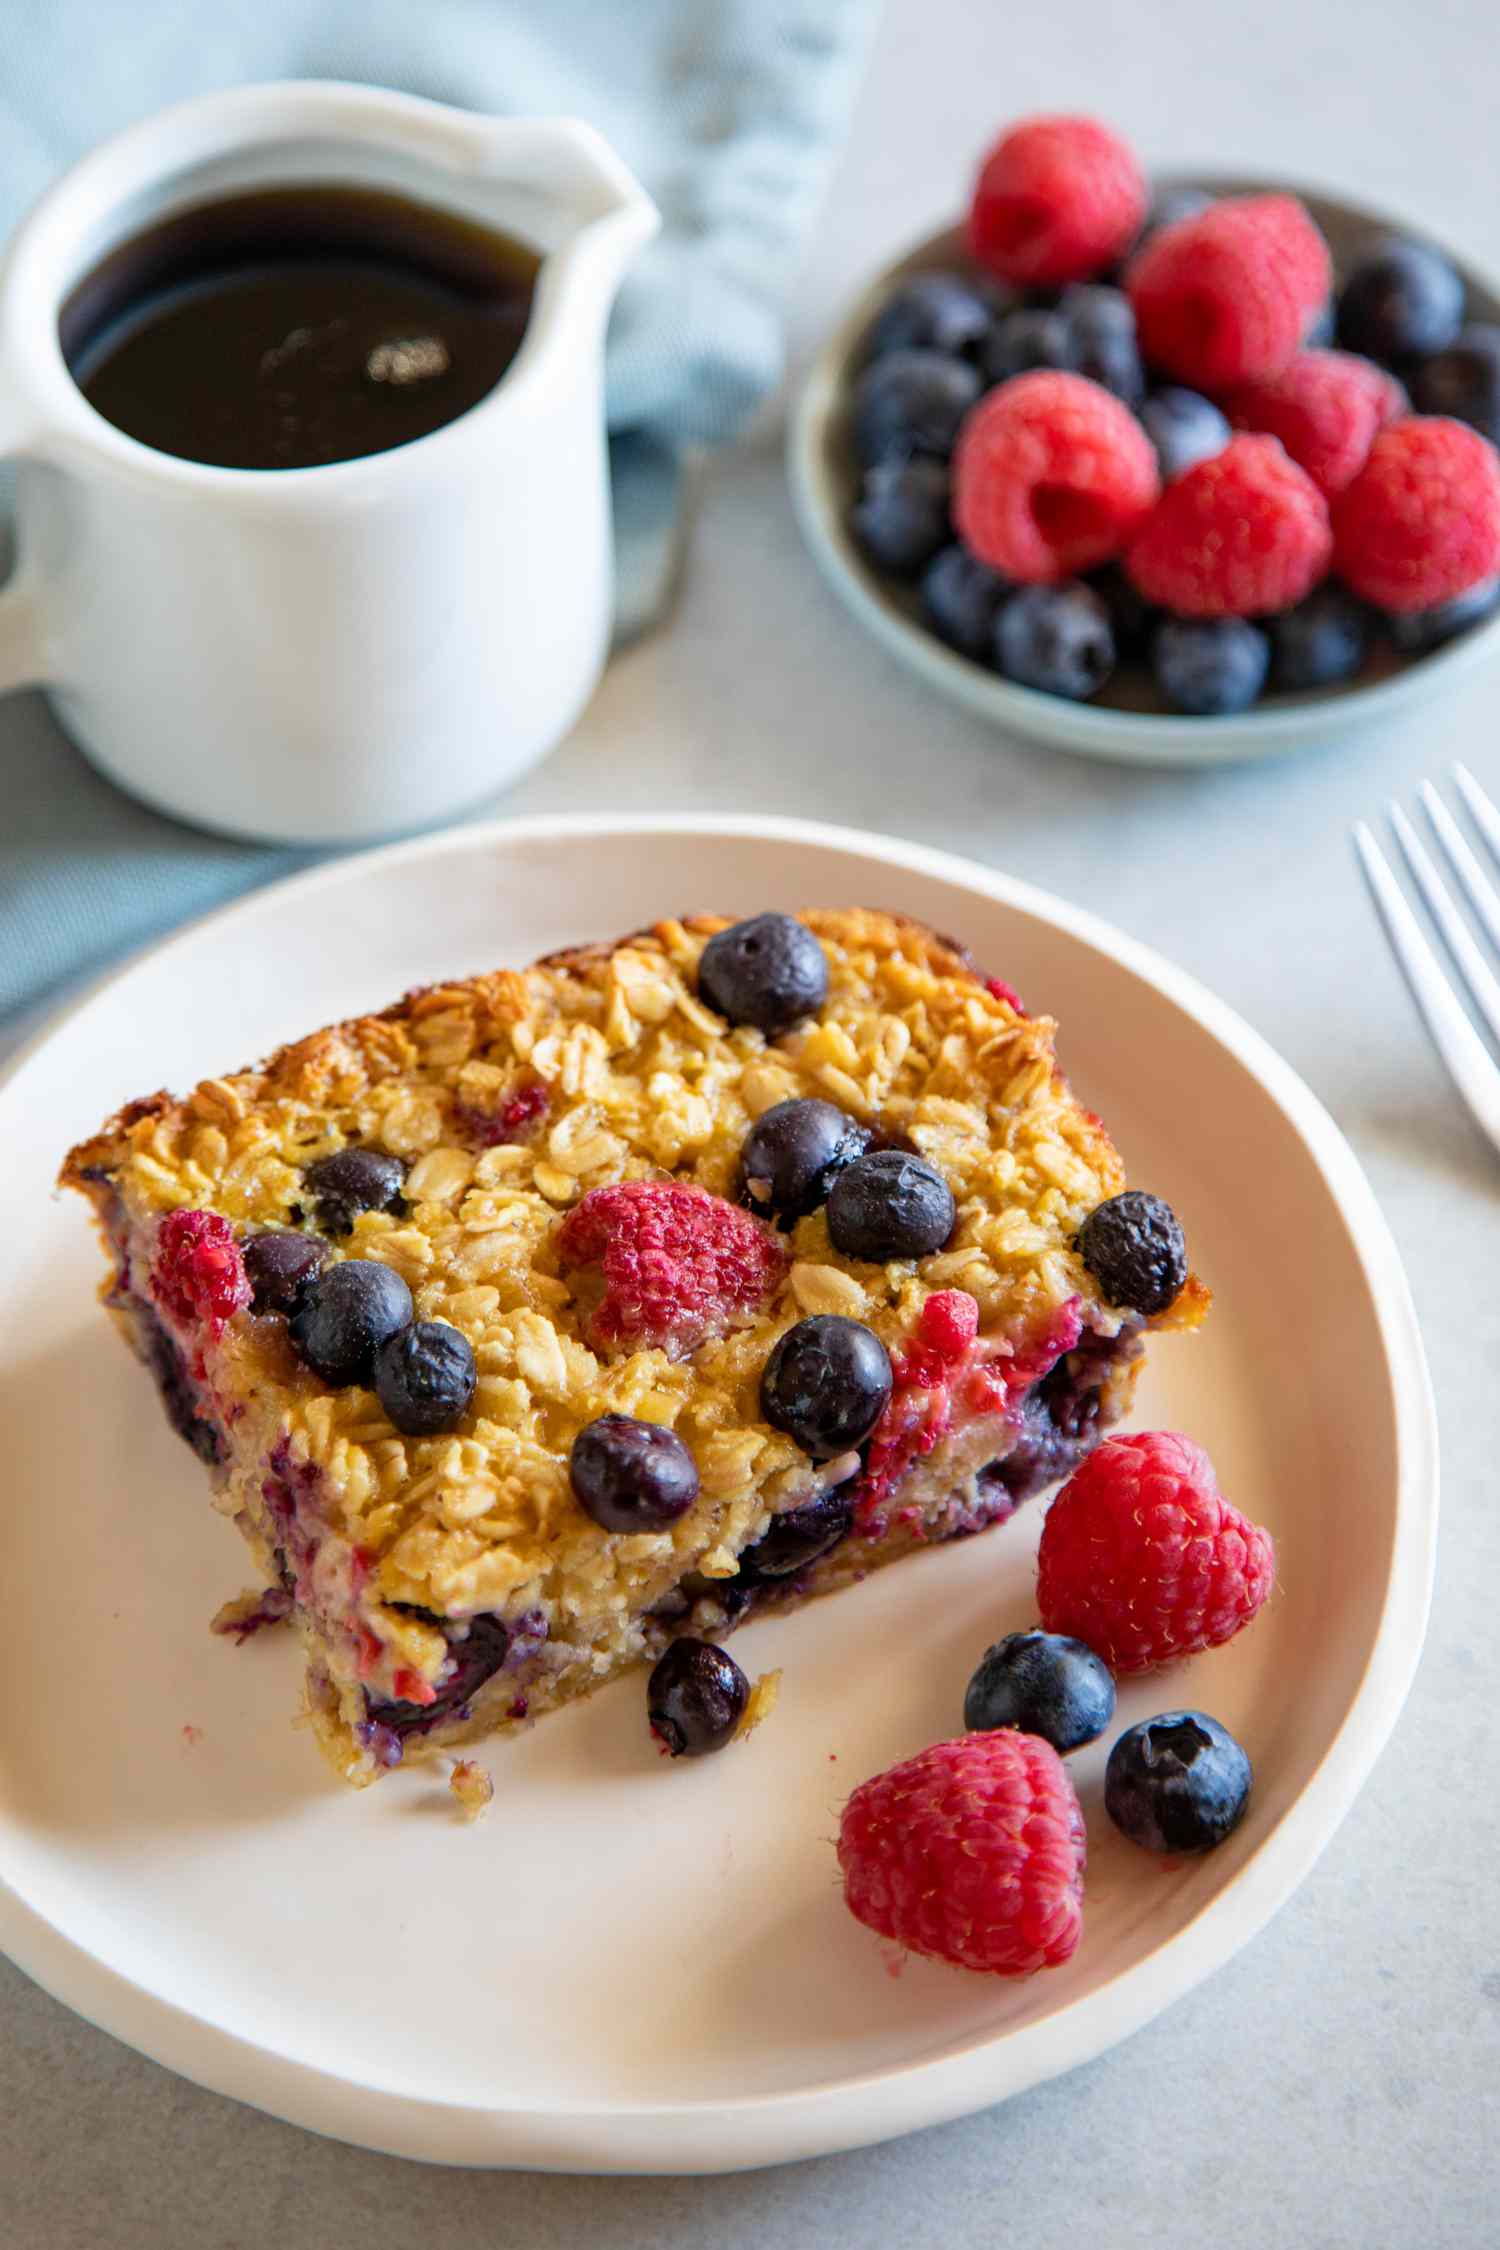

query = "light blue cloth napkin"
[0,0,873,1032]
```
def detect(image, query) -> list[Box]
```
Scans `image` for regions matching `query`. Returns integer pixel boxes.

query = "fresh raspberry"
[1332,416,1500,612]
[556,1180,786,1356]
[1036,1430,1275,1672]
[968,116,1146,289]
[838,1731,1086,1976]
[953,372,1160,582]
[453,1079,549,1148]
[1127,194,1332,390]
[1226,351,1408,497]
[151,1208,251,1336]
[1126,434,1332,616]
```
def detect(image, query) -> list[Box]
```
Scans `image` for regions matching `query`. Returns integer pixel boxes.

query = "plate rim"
[0,810,1439,2171]
[788,172,1500,769]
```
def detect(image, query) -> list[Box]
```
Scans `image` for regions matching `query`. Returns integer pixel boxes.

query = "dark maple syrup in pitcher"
[60,184,540,469]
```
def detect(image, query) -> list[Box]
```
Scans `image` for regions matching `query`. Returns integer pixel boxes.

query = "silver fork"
[1355,763,1500,1153]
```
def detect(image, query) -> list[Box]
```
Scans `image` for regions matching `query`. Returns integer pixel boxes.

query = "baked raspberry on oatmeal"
[61,908,1208,1786]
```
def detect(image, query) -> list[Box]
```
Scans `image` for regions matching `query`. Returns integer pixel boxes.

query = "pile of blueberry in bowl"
[792,113,1500,759]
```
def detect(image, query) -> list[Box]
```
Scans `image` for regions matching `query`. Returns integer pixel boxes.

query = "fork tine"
[1420,780,1500,956]
[1451,761,1500,865]
[1389,803,1500,1046]
[1354,822,1500,1154]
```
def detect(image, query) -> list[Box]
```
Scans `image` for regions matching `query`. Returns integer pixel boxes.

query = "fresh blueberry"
[921,543,1012,659]
[851,348,980,466]
[1077,1190,1187,1316]
[980,306,1074,385]
[997,582,1115,700]
[1269,585,1369,690]
[243,1229,332,1315]
[1105,1710,1252,1853]
[760,1315,893,1457]
[850,459,952,576]
[1058,286,1144,405]
[302,1147,406,1235]
[866,270,1000,361]
[826,1149,956,1262]
[1138,185,1213,244]
[1409,323,1500,442]
[963,1630,1116,1753]
[1139,386,1231,481]
[1088,561,1158,657]
[1386,575,1500,653]
[1153,616,1269,715]
[738,1485,853,1579]
[648,1637,749,1756]
[570,1414,700,1533]
[698,912,829,1034]
[740,1098,870,1227]
[289,1259,414,1385]
[1302,300,1336,349]
[1337,238,1465,364]
[373,1319,476,1436]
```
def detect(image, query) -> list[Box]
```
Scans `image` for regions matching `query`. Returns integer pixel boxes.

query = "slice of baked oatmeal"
[61,907,1207,1785]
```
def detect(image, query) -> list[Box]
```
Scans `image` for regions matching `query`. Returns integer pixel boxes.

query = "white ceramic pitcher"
[0,83,659,842]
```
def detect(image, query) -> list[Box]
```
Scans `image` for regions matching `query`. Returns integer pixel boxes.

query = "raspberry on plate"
[1226,350,1408,497]
[953,370,1160,582]
[150,1208,250,1336]
[968,115,1146,289]
[1037,1429,1275,1672]
[837,1731,1086,1975]
[557,1178,787,1357]
[1127,193,1332,390]
[1332,415,1500,613]
[1126,433,1332,616]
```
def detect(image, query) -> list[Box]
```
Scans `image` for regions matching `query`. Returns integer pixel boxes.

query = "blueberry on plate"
[1105,1710,1252,1853]
[1136,185,1213,245]
[1139,386,1231,482]
[698,912,829,1035]
[980,306,1074,386]
[921,543,1012,660]
[850,459,952,576]
[851,348,980,467]
[760,1315,893,1457]
[570,1414,700,1532]
[1152,616,1269,716]
[1337,238,1465,364]
[738,1485,854,1578]
[1386,575,1500,654]
[1409,323,1500,443]
[826,1148,955,1262]
[1269,585,1369,690]
[302,1147,406,1235]
[648,1637,749,1757]
[289,1259,414,1385]
[1077,1189,1187,1316]
[964,1630,1116,1754]
[374,1319,477,1436]
[1088,561,1157,658]
[1058,285,1144,406]
[997,583,1116,701]
[740,1097,870,1228]
[865,270,999,362]
[243,1228,332,1315]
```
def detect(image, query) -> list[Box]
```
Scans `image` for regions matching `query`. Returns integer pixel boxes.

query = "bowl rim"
[789,170,1500,767]
[0,809,1440,2170]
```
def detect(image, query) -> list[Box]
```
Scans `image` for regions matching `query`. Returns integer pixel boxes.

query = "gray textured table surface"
[5,3,1500,2242]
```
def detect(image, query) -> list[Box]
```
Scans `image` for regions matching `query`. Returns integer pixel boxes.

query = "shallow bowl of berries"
[791,175,1500,767]
[0,812,1435,2168]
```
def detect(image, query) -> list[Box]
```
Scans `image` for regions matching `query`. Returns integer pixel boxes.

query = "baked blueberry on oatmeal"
[61,908,1208,1786]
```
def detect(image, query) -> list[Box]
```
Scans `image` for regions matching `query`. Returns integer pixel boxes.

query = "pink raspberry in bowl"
[954,371,1161,583]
